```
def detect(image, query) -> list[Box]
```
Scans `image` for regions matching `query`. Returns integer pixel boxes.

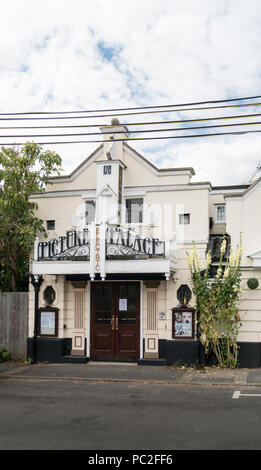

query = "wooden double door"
[90,282,140,360]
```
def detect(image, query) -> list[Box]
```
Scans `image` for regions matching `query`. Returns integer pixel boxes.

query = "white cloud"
[0,0,261,185]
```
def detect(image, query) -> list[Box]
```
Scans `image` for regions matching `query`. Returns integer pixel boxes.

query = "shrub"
[247,278,259,289]
[0,346,11,363]
[187,236,242,368]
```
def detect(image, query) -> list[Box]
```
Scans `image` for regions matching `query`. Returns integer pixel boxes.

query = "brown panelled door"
[91,282,140,360]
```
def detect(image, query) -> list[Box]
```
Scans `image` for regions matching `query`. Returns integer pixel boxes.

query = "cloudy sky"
[1,0,261,185]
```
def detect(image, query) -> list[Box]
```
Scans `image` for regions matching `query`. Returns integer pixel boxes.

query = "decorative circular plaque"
[177,284,192,305]
[44,286,56,305]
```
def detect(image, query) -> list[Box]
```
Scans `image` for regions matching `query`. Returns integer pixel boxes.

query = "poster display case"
[172,306,195,340]
[38,307,59,337]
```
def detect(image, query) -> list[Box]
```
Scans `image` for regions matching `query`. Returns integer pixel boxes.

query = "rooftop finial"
[111,118,120,126]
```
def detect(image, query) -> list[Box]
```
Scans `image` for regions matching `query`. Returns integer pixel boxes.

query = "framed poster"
[172,307,195,339]
[119,298,127,311]
[38,307,59,337]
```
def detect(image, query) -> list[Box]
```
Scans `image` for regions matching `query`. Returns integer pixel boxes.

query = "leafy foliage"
[247,278,259,289]
[187,237,242,368]
[0,142,62,291]
[0,346,10,362]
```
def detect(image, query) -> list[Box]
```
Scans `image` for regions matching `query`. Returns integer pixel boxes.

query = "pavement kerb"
[1,374,261,388]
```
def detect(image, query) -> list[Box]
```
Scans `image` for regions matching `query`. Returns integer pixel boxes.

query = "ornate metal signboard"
[37,229,90,260]
[106,227,165,258]
[37,226,165,260]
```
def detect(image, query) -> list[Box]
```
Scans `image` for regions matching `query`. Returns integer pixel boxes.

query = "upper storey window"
[216,205,226,223]
[85,200,95,225]
[179,213,190,225]
[125,198,143,224]
[47,220,55,230]
[103,165,112,175]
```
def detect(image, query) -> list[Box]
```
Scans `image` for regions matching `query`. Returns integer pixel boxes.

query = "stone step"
[61,355,90,364]
[137,358,167,366]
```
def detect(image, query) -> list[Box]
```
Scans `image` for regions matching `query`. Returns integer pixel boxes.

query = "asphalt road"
[0,378,261,450]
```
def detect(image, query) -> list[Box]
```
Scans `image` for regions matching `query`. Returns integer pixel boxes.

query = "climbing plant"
[187,237,242,368]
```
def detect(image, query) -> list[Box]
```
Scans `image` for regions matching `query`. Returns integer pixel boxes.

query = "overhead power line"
[1,112,261,130]
[2,119,261,139]
[1,101,261,121]
[0,93,260,116]
[2,128,261,146]
[1,94,261,145]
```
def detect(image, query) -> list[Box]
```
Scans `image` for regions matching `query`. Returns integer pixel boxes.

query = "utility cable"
[0,93,260,116]
[1,112,261,130]
[2,128,261,146]
[1,101,261,121]
[2,119,261,139]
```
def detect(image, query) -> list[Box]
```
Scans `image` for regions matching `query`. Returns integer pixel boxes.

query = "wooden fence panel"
[0,292,28,358]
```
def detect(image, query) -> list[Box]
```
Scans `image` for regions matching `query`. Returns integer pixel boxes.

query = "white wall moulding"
[32,261,91,275]
[249,251,261,267]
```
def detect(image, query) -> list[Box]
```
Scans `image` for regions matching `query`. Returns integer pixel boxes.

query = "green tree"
[0,142,62,292]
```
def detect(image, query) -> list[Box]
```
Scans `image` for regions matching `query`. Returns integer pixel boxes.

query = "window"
[103,165,112,175]
[179,213,190,225]
[125,198,143,224]
[216,205,226,223]
[47,220,55,230]
[85,200,95,224]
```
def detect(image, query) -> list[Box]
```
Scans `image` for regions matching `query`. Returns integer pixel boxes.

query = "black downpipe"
[28,274,43,363]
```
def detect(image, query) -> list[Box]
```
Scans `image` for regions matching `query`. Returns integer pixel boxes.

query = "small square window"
[179,214,190,225]
[104,165,112,175]
[47,220,55,230]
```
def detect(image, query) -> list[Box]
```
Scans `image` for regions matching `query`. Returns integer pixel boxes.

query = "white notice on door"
[119,298,127,311]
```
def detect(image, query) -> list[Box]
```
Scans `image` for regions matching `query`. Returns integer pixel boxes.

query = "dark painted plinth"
[159,339,261,369]
[27,337,261,368]
[27,337,88,364]
[238,342,261,368]
[204,342,261,368]
[159,340,199,366]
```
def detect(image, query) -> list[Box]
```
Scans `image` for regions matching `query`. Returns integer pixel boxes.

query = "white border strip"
[233,391,261,399]
[140,280,143,360]
[86,281,91,358]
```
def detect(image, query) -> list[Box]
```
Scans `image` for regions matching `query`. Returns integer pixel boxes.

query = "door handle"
[111,315,115,330]
[115,317,118,331]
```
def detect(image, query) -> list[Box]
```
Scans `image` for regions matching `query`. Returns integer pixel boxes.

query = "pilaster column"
[71,281,87,356]
[143,280,160,358]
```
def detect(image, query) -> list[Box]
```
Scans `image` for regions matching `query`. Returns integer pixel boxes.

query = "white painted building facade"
[27,122,261,367]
